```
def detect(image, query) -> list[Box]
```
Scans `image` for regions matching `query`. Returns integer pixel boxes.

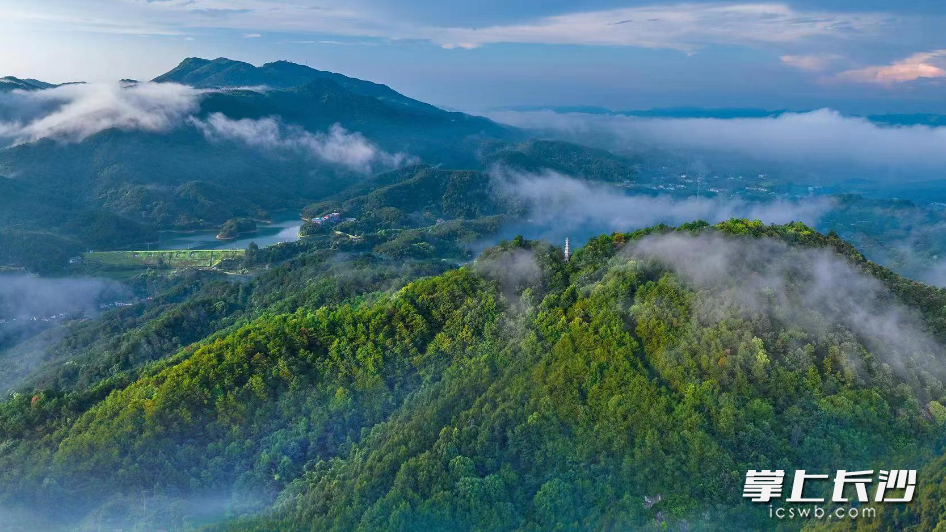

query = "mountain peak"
[153,56,443,114]
[0,76,57,92]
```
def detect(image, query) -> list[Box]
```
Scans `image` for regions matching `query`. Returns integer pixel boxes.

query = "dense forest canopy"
[2,219,946,531]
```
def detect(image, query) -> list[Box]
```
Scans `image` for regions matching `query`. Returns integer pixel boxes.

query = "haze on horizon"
[2,0,946,114]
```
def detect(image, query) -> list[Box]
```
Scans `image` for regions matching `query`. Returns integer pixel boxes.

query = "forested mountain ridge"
[3,220,946,531]
[153,57,442,114]
[0,76,57,92]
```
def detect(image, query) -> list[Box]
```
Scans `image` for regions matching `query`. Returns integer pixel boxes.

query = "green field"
[82,249,245,269]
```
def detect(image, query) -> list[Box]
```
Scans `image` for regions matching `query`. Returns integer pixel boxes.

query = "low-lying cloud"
[496,168,832,235]
[627,232,945,382]
[489,108,946,174]
[475,247,542,305]
[0,274,129,321]
[0,82,201,145]
[0,83,419,173]
[0,274,130,382]
[190,113,416,174]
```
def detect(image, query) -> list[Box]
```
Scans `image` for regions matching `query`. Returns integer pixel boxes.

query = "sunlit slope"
[3,221,946,530]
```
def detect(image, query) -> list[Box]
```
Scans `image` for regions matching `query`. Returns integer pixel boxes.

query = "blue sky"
[2,0,945,113]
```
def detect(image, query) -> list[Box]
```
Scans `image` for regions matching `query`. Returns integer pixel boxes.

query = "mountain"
[0,58,526,271]
[154,57,443,114]
[0,76,56,92]
[2,220,945,531]
[0,174,156,272]
[0,57,653,273]
[194,76,510,162]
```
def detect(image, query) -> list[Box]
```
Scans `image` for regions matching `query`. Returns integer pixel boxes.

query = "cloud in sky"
[440,42,478,50]
[283,39,378,46]
[429,3,890,52]
[489,108,946,173]
[780,53,844,72]
[0,1,941,112]
[0,1,897,52]
[836,49,946,85]
[0,4,185,36]
[190,8,253,18]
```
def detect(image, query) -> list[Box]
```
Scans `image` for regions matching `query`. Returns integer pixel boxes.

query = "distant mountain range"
[505,105,785,119]
[0,76,57,92]
[506,105,946,126]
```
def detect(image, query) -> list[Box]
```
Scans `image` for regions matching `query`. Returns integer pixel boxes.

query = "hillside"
[2,220,946,530]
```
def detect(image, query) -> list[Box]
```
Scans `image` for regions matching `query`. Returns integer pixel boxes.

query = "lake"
[155,214,303,250]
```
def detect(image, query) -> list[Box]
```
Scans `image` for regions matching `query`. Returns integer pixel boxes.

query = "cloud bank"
[492,169,832,245]
[191,113,416,174]
[0,82,201,145]
[0,84,418,173]
[499,168,831,226]
[490,108,946,173]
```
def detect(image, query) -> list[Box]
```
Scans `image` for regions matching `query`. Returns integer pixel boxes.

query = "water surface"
[156,214,303,250]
